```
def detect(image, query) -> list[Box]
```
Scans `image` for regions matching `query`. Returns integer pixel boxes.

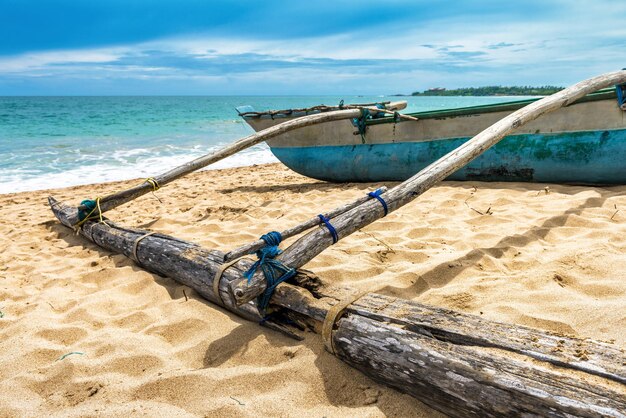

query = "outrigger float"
[50,71,626,417]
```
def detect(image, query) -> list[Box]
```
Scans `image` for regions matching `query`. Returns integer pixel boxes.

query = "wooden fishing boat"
[238,87,626,184]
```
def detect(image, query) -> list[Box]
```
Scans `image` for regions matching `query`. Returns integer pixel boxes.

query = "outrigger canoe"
[50,72,626,417]
[238,87,626,184]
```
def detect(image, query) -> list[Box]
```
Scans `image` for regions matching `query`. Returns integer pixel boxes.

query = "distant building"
[426,87,446,92]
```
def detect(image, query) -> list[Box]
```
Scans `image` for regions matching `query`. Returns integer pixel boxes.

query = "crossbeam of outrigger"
[49,71,626,417]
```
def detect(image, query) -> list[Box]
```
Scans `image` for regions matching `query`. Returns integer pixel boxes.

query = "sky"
[0,0,625,95]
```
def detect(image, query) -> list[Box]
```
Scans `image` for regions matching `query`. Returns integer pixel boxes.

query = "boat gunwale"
[367,88,618,125]
[239,88,618,125]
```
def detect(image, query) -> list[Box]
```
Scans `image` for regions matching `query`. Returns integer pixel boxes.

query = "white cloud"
[0,5,624,94]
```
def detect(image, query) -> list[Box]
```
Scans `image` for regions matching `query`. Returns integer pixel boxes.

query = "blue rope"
[79,199,97,221]
[368,188,388,216]
[317,214,338,243]
[351,108,371,143]
[373,103,386,118]
[243,231,296,311]
[616,84,626,108]
[338,99,344,109]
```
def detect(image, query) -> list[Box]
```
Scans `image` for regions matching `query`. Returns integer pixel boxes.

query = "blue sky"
[1,0,624,95]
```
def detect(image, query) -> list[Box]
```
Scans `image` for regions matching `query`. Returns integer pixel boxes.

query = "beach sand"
[1,163,624,417]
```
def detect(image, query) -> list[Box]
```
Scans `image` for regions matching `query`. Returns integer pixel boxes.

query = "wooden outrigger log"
[49,71,626,417]
[49,200,626,417]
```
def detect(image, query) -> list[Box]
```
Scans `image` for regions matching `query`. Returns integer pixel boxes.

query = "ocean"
[0,95,524,194]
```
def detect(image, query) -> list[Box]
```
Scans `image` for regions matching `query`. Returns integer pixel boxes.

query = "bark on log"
[230,70,626,304]
[55,108,364,227]
[49,199,626,417]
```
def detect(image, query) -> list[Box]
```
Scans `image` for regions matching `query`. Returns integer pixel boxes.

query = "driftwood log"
[49,198,626,417]
[230,70,626,305]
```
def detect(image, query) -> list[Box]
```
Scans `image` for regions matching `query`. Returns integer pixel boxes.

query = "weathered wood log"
[54,108,366,227]
[223,186,388,261]
[49,199,626,417]
[230,70,626,305]
[332,314,624,417]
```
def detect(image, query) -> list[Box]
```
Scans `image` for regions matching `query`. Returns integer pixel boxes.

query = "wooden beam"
[229,70,626,305]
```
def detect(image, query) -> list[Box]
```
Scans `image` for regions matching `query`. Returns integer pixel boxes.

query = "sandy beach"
[1,162,625,417]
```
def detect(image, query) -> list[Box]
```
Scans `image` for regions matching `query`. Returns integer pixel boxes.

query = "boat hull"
[271,129,626,184]
[241,93,626,184]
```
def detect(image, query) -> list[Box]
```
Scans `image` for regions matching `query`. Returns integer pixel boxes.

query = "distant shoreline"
[392,86,564,97]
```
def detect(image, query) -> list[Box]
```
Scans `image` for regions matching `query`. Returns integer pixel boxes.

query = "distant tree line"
[410,86,564,96]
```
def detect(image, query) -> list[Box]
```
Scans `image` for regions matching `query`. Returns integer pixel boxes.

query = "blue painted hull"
[270,129,626,184]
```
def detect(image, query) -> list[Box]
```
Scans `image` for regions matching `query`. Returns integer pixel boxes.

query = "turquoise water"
[0,95,526,193]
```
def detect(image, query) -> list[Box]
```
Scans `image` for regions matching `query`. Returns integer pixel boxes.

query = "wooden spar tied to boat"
[49,71,626,417]
[240,86,626,185]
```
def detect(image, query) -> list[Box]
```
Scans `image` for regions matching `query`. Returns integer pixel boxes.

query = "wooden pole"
[229,70,626,305]
[346,105,419,121]
[48,200,626,417]
[54,108,364,227]
[240,100,410,119]
[223,186,388,261]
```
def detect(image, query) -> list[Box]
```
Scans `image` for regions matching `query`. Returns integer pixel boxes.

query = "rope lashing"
[352,108,371,143]
[213,257,248,307]
[243,232,296,311]
[75,197,106,228]
[131,231,157,264]
[393,111,400,123]
[368,188,388,216]
[322,291,368,354]
[373,103,386,118]
[317,214,338,244]
[616,83,626,110]
[145,177,160,191]
[338,99,344,109]
[145,177,162,202]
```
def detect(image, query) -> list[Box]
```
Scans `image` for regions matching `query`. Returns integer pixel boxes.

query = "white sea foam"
[0,147,278,194]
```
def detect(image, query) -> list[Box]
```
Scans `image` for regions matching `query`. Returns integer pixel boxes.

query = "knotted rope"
[145,177,162,202]
[74,197,107,229]
[243,232,296,311]
[351,104,388,143]
[145,177,160,191]
[368,188,388,216]
[352,108,371,143]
